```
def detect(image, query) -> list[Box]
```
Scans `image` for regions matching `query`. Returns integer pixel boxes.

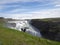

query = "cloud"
[0,0,60,5]
[0,0,60,19]
[0,8,60,19]
[12,8,60,19]
[0,0,43,4]
[29,8,60,18]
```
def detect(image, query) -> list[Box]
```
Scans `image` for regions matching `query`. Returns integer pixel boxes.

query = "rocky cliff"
[31,18,60,41]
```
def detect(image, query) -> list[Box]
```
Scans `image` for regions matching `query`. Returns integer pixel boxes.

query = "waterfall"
[6,19,42,37]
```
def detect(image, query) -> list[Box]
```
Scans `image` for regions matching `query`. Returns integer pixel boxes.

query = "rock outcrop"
[31,19,60,41]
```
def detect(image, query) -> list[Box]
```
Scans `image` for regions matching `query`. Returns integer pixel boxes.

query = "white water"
[6,20,42,37]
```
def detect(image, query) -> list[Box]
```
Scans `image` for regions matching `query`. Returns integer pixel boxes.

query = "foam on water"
[6,20,42,37]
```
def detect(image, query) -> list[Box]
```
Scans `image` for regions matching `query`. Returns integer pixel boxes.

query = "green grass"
[0,22,60,45]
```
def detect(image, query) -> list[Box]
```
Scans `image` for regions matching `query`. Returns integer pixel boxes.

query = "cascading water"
[6,19,42,37]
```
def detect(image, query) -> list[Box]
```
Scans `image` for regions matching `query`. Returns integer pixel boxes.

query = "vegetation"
[0,18,60,45]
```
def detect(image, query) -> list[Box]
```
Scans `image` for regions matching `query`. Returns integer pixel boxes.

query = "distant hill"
[40,18,60,22]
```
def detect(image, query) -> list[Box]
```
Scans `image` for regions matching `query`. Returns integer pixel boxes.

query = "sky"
[0,0,60,19]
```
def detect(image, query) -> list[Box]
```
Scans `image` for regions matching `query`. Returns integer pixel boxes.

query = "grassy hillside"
[40,18,60,21]
[0,19,60,45]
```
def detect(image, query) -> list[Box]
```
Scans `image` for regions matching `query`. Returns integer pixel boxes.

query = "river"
[6,19,42,37]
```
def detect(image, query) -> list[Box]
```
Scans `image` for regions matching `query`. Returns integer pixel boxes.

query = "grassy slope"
[0,22,60,45]
[40,18,60,21]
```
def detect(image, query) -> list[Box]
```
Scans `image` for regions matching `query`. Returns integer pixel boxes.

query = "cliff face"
[31,19,60,41]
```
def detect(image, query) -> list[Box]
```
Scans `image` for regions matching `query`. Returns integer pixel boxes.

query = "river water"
[6,20,42,37]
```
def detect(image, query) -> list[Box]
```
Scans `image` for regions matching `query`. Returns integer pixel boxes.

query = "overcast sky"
[0,0,60,19]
